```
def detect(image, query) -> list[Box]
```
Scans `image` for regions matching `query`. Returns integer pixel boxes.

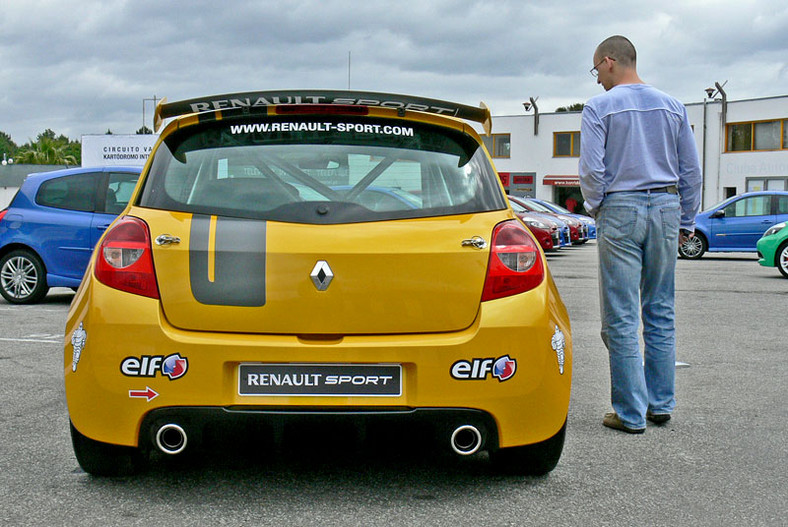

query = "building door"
[554,186,585,214]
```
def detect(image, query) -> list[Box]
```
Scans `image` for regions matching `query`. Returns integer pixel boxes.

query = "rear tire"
[70,422,144,476]
[491,419,566,476]
[678,233,707,259]
[777,241,788,279]
[0,249,49,304]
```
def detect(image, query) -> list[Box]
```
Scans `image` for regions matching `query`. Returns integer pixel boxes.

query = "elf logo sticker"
[121,354,189,380]
[451,355,517,382]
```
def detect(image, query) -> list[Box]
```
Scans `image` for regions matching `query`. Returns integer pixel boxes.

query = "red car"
[509,196,587,245]
[509,200,561,251]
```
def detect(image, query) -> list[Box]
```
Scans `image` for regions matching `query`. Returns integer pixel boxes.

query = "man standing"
[579,35,702,433]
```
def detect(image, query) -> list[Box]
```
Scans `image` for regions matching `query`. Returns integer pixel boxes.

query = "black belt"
[609,185,678,195]
[642,185,678,194]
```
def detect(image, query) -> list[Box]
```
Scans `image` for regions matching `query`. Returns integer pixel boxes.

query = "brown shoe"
[603,412,645,434]
[646,411,671,425]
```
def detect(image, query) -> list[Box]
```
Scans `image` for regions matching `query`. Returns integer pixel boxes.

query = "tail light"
[274,104,369,116]
[95,216,160,299]
[0,209,8,222]
[481,220,544,301]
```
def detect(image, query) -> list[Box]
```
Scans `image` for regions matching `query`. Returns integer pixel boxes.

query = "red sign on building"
[543,175,580,186]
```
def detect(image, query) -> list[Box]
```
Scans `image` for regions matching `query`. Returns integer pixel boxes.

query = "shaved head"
[595,35,637,68]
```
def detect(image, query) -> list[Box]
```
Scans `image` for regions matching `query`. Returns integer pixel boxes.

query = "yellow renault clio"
[64,90,571,476]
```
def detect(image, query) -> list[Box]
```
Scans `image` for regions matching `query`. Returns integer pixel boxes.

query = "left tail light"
[95,216,160,299]
[481,220,544,301]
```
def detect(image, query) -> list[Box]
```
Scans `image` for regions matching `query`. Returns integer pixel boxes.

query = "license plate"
[238,363,402,397]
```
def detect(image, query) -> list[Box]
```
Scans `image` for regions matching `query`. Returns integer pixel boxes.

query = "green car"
[756,222,788,278]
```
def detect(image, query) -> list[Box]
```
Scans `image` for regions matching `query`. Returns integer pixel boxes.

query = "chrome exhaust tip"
[155,424,187,455]
[450,424,482,456]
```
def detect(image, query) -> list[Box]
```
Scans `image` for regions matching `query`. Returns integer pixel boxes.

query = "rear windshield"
[138,115,506,224]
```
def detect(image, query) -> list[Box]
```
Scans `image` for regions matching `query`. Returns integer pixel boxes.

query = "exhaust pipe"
[450,424,482,456]
[155,424,187,455]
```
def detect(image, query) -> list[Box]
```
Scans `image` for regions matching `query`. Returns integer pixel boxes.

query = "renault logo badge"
[310,261,334,291]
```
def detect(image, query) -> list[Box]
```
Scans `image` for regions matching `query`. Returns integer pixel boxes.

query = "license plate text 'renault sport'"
[238,364,402,397]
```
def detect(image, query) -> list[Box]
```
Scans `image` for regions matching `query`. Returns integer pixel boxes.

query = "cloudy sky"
[1,0,786,145]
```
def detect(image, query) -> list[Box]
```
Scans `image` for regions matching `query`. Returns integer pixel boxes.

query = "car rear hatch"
[139,209,508,334]
[136,109,508,335]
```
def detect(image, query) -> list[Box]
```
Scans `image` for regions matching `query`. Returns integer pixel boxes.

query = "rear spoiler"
[154,90,492,135]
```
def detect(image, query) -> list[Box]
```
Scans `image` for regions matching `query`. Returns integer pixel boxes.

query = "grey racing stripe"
[189,215,266,306]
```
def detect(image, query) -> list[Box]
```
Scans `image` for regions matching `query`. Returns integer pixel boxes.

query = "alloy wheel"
[1,256,39,299]
[0,250,48,304]
[679,236,705,259]
[778,243,788,278]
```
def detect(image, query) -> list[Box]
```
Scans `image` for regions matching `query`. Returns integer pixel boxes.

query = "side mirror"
[710,209,725,219]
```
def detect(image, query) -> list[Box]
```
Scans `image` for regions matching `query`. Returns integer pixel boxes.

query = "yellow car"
[64,90,572,476]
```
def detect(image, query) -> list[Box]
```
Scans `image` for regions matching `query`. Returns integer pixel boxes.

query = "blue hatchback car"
[0,166,141,303]
[678,191,788,259]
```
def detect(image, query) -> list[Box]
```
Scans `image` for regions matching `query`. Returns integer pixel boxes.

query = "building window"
[747,177,788,192]
[554,132,580,157]
[784,120,788,149]
[482,134,511,158]
[726,119,787,152]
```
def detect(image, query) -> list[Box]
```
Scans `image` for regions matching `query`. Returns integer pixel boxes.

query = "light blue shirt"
[579,84,702,229]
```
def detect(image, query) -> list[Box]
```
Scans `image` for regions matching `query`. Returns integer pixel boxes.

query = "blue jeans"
[596,191,681,429]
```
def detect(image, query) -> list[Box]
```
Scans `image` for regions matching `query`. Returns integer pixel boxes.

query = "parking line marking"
[0,337,61,344]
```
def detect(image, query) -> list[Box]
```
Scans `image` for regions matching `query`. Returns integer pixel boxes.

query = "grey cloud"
[0,0,785,142]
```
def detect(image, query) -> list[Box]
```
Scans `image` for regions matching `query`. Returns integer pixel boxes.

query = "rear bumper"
[141,406,500,453]
[65,271,572,452]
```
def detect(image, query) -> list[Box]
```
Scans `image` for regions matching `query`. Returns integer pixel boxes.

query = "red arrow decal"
[129,387,159,402]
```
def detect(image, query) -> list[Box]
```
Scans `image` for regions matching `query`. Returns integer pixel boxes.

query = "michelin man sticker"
[71,322,87,372]
[551,325,565,375]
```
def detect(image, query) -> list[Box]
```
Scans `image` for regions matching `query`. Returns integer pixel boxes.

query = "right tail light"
[481,220,544,301]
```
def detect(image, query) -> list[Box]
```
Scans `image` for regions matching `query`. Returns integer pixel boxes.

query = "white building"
[81,134,158,167]
[478,93,788,213]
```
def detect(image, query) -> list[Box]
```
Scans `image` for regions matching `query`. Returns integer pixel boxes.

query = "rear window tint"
[139,116,505,224]
[36,172,98,212]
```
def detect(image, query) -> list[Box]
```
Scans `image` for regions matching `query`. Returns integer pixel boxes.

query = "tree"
[63,140,81,164]
[37,129,57,141]
[0,131,18,159]
[136,125,153,134]
[15,133,79,166]
[556,103,585,112]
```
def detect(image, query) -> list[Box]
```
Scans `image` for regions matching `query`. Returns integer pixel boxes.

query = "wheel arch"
[0,243,47,271]
[776,239,788,269]
[692,229,709,245]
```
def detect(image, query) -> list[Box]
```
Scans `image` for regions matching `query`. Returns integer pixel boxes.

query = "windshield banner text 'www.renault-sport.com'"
[229,122,414,136]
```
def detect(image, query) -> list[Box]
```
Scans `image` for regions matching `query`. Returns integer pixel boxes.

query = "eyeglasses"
[590,57,615,77]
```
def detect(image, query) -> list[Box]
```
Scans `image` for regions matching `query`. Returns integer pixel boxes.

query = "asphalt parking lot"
[1,243,785,526]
